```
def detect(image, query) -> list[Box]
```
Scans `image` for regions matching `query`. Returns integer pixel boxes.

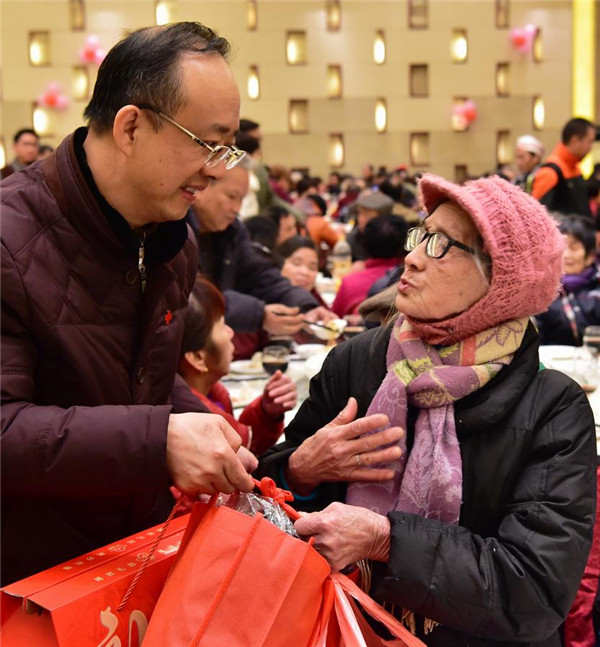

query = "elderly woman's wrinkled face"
[395,201,489,321]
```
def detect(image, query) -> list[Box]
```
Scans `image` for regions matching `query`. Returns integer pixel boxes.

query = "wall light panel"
[495,0,509,29]
[450,29,468,63]
[532,96,545,130]
[289,100,309,133]
[410,132,430,166]
[374,31,386,65]
[326,1,341,31]
[155,1,173,26]
[496,130,511,165]
[328,133,344,168]
[286,31,307,65]
[32,105,50,136]
[69,0,85,31]
[327,65,343,99]
[495,62,510,97]
[533,29,544,62]
[375,98,387,133]
[29,32,51,66]
[408,0,428,29]
[247,66,260,100]
[72,65,90,101]
[247,0,257,30]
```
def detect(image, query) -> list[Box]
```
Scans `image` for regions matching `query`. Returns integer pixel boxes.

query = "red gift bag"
[144,478,426,647]
[143,478,332,646]
[1,514,188,647]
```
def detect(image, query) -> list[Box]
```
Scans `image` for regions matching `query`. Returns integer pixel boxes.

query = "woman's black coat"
[257,323,597,646]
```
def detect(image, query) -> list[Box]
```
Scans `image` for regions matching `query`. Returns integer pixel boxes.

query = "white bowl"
[308,319,347,341]
[296,343,329,359]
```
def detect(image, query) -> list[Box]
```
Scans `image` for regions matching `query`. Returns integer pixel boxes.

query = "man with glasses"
[0,22,255,585]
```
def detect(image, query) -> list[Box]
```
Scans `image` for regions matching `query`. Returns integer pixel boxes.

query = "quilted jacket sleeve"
[1,244,172,498]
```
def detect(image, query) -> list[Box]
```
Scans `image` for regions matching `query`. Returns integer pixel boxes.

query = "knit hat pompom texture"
[408,173,564,344]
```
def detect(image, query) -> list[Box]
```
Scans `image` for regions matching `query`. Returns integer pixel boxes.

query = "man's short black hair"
[235,132,260,155]
[239,118,260,132]
[363,214,409,259]
[244,215,278,252]
[83,22,230,134]
[13,128,39,143]
[562,117,595,145]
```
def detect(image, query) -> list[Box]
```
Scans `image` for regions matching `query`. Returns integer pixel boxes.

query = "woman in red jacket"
[179,277,298,457]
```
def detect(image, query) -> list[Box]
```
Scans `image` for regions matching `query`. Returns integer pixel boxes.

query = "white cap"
[516,135,545,158]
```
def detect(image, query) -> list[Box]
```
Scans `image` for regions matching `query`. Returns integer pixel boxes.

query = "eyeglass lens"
[405,228,449,258]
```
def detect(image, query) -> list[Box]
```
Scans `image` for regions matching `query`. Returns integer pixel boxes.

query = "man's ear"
[112,105,144,157]
[184,350,209,373]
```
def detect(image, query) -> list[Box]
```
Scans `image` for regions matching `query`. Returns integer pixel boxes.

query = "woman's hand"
[261,370,298,419]
[285,397,403,494]
[294,502,391,571]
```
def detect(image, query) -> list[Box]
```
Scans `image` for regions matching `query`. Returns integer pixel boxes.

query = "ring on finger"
[355,453,363,467]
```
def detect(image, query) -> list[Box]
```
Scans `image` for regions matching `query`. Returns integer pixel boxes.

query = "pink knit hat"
[406,173,564,344]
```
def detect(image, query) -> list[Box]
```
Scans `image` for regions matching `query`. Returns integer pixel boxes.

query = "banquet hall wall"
[1,0,597,179]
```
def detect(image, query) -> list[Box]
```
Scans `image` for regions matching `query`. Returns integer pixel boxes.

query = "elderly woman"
[257,175,596,645]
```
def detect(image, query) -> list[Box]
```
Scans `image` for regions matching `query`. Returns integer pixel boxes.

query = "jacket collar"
[43,128,189,266]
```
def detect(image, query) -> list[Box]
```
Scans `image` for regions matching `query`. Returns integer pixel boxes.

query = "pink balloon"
[510,25,536,53]
[462,100,477,123]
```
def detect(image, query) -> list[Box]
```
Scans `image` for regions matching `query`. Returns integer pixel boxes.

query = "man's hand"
[294,502,391,571]
[261,370,298,419]
[166,413,254,495]
[286,397,403,495]
[303,306,336,323]
[263,304,303,335]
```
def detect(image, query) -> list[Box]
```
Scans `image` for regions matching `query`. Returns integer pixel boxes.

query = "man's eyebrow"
[209,123,235,135]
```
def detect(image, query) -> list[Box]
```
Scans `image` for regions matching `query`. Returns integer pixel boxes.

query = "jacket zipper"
[138,232,147,294]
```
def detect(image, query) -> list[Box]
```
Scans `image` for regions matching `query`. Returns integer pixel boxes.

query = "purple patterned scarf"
[346,315,528,524]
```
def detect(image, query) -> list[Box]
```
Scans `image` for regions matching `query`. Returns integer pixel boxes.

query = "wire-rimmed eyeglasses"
[405,226,476,259]
[136,103,246,170]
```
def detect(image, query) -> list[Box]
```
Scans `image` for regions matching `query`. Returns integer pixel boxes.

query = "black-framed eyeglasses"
[405,226,476,259]
[136,103,246,170]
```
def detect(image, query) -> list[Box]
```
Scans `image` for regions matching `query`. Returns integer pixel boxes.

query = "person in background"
[234,131,262,218]
[262,204,299,246]
[1,128,39,179]
[179,277,297,457]
[244,214,279,258]
[239,117,261,142]
[37,144,54,161]
[1,22,255,585]
[532,117,596,217]
[513,134,545,193]
[257,174,596,646]
[326,171,343,197]
[298,193,339,271]
[189,165,332,339]
[347,191,394,265]
[535,216,600,346]
[277,235,329,310]
[332,214,408,317]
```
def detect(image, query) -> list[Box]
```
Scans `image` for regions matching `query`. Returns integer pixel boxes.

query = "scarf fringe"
[357,560,439,637]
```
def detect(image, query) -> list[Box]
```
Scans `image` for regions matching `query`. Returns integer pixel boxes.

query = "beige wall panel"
[0,0,593,177]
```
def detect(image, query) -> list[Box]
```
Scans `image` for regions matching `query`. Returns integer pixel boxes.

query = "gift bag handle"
[331,572,427,647]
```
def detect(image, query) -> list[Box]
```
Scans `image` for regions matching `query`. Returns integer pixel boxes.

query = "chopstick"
[302,319,336,331]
